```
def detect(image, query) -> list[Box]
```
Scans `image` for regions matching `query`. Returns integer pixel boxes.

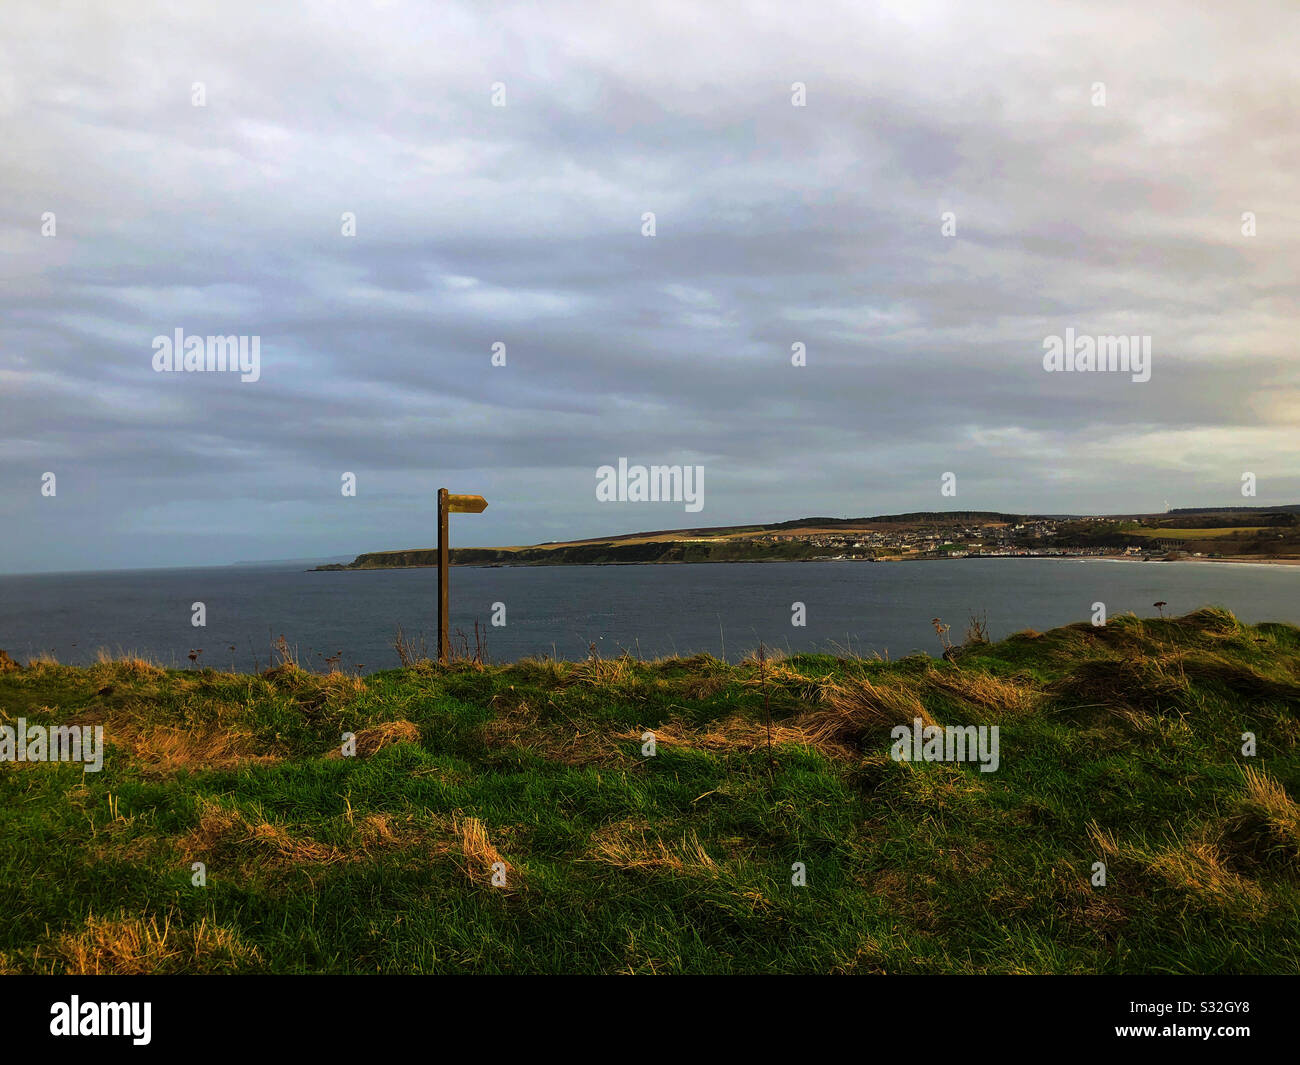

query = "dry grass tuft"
[0,649,21,674]
[320,670,367,700]
[259,662,312,687]
[1145,839,1266,914]
[800,676,936,749]
[927,669,1039,718]
[567,651,637,688]
[182,802,255,853]
[586,823,718,876]
[679,673,730,700]
[324,720,420,759]
[741,660,827,703]
[24,651,60,671]
[569,657,634,691]
[506,657,570,687]
[1087,819,1266,914]
[488,700,851,764]
[740,646,786,667]
[180,801,452,875]
[482,693,537,733]
[352,812,452,855]
[49,912,263,974]
[357,813,400,849]
[91,650,166,681]
[245,821,343,865]
[1170,606,1244,638]
[620,715,847,759]
[653,652,728,673]
[1218,765,1300,869]
[482,697,633,766]
[1085,820,1122,861]
[182,800,343,868]
[115,725,277,777]
[455,816,518,889]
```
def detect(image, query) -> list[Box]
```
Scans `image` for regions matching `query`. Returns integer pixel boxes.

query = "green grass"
[1126,527,1272,539]
[1,606,1298,974]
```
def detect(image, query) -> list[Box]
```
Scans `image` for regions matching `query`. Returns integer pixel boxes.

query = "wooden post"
[436,489,487,666]
[437,488,450,663]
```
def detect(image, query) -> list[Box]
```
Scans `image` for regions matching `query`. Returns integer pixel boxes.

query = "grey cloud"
[1,0,1297,572]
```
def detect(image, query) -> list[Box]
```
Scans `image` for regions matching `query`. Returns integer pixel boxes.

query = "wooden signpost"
[437,488,488,664]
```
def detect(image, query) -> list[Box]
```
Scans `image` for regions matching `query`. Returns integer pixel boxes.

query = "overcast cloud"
[1,0,1297,573]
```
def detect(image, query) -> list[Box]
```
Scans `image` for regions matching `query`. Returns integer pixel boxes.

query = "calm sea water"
[1,559,1298,673]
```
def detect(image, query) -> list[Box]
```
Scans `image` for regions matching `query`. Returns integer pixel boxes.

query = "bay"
[1,558,1296,673]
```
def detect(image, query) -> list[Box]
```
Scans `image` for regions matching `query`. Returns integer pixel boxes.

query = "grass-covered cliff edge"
[2,607,1298,974]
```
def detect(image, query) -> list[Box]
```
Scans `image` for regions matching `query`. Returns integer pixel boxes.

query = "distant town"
[317,506,1300,570]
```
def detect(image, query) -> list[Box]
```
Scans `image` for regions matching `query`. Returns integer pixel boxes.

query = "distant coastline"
[315,553,1300,571]
[316,506,1300,571]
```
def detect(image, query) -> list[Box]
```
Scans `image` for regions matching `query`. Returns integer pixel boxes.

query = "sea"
[1,558,1297,673]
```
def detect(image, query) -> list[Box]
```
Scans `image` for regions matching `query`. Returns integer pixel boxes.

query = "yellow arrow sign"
[446,494,488,514]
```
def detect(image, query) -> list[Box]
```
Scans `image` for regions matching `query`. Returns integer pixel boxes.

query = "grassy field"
[1,608,1298,974]
[1127,527,1273,540]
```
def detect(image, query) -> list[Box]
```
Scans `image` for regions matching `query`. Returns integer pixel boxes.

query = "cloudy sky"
[2,0,1296,573]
